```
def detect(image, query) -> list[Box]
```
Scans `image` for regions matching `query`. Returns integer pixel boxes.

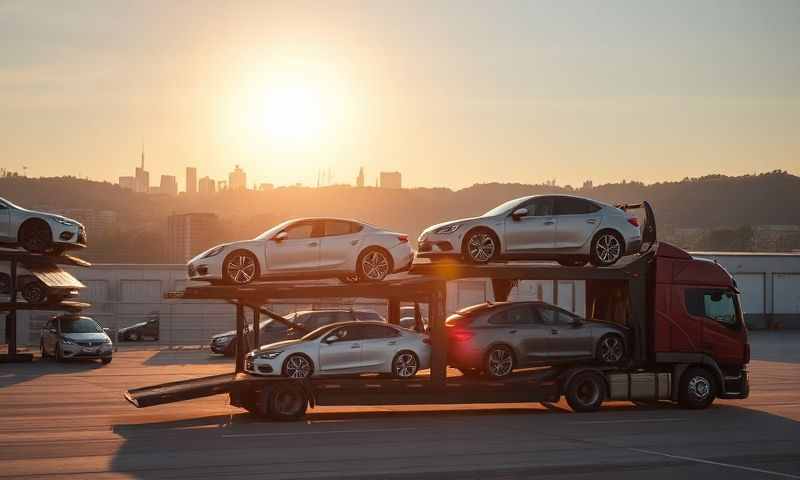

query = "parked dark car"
[446,301,628,378]
[117,313,160,341]
[210,309,385,356]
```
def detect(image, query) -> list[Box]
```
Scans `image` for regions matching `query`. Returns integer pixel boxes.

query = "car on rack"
[117,312,160,342]
[417,194,641,266]
[40,314,113,364]
[446,301,628,378]
[0,269,80,305]
[188,218,413,285]
[246,321,430,379]
[0,196,86,253]
[211,309,384,356]
[399,305,428,330]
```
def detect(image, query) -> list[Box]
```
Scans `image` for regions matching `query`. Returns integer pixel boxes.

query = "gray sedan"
[446,301,628,378]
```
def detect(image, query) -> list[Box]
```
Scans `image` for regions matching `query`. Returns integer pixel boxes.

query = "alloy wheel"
[284,355,312,379]
[226,255,257,284]
[361,251,390,281]
[393,352,418,378]
[688,376,711,400]
[598,336,624,363]
[487,347,513,377]
[467,233,496,263]
[595,234,621,265]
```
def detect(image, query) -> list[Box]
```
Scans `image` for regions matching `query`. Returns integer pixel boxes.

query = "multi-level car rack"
[0,251,90,362]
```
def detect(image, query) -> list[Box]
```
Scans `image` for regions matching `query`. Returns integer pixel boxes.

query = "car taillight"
[398,235,408,243]
[450,330,474,342]
[627,217,640,227]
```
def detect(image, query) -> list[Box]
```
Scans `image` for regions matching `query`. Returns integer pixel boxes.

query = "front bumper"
[54,225,87,249]
[719,369,750,400]
[416,231,462,258]
[245,355,282,376]
[61,342,112,359]
[210,337,234,354]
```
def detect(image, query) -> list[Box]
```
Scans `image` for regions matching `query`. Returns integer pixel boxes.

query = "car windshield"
[60,318,102,334]
[301,324,340,341]
[254,219,295,240]
[482,197,529,217]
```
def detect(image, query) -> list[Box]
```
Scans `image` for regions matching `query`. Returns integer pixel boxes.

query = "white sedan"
[188,218,413,284]
[245,321,431,379]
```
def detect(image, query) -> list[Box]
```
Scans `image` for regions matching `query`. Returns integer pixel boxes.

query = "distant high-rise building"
[186,167,197,194]
[229,165,247,191]
[157,175,178,196]
[198,176,216,194]
[118,176,135,191]
[356,167,365,187]
[167,213,219,263]
[379,171,402,189]
[218,180,228,191]
[134,147,149,193]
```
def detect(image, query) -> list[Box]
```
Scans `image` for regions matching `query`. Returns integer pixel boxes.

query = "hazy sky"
[2,0,799,189]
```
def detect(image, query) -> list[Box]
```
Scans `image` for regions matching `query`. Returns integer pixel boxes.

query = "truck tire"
[565,372,606,412]
[269,383,308,421]
[678,367,716,410]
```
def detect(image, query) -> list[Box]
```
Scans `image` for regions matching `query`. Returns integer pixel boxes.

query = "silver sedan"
[418,194,641,266]
[0,196,86,253]
[245,321,431,379]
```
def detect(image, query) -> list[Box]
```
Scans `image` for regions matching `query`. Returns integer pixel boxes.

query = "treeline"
[1,170,798,262]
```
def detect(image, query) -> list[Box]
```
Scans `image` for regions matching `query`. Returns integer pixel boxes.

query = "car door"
[489,305,549,365]
[553,197,602,249]
[686,288,747,366]
[318,220,362,271]
[359,324,402,370]
[265,221,323,273]
[538,305,593,358]
[318,324,365,372]
[503,197,556,253]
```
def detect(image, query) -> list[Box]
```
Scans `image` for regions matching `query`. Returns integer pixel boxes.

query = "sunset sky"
[1,0,798,189]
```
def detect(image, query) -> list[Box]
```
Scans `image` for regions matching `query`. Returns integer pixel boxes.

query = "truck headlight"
[434,224,460,234]
[257,351,283,360]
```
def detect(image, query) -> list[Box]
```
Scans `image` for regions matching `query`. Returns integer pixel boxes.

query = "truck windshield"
[685,288,741,328]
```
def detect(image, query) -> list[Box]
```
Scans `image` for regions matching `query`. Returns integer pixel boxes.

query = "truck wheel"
[565,372,606,412]
[678,367,716,410]
[269,383,308,421]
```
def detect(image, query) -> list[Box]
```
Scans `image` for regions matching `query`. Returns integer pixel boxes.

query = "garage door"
[734,273,765,315]
[773,273,800,315]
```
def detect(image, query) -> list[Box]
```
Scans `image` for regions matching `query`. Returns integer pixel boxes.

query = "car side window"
[537,306,578,326]
[555,197,601,215]
[324,220,353,237]
[522,197,554,217]
[363,325,400,339]
[489,306,534,325]
[283,222,315,240]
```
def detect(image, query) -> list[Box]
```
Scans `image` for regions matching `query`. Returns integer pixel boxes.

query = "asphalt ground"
[0,331,798,479]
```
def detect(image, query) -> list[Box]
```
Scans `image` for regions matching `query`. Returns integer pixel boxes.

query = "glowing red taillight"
[450,330,474,342]
[398,235,408,243]
[627,217,640,227]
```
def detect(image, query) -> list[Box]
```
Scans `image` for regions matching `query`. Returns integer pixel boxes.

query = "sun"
[260,84,325,145]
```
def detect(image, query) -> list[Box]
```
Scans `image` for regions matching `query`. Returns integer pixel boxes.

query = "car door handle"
[508,330,517,334]
[350,344,360,349]
[586,219,598,224]
[387,341,397,346]
[350,240,359,246]
[543,221,555,225]
[308,242,318,247]
[551,329,559,335]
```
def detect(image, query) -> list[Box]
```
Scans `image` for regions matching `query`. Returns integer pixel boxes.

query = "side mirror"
[273,231,288,242]
[323,334,339,344]
[511,207,529,220]
[103,327,111,334]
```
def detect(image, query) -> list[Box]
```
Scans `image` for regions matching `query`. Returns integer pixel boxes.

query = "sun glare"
[260,84,325,144]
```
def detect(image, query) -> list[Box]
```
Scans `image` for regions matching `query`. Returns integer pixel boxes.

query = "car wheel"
[463,229,499,264]
[101,357,112,365]
[678,367,717,410]
[596,334,626,365]
[19,221,52,253]
[222,251,260,285]
[392,351,420,378]
[282,354,314,379]
[565,372,606,412]
[590,231,624,267]
[20,281,47,304]
[357,247,392,282]
[269,383,308,421]
[484,345,515,379]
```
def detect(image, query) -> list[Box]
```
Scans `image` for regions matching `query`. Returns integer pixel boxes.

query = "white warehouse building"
[3,251,798,347]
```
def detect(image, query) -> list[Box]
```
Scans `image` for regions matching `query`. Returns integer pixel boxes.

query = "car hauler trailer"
[124,240,750,420]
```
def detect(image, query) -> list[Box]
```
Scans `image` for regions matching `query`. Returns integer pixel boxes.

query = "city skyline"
[2,1,798,189]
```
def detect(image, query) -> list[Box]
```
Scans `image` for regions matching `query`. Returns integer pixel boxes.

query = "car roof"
[295,309,380,315]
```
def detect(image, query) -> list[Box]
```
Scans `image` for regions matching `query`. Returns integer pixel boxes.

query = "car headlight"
[103,338,112,344]
[55,218,74,227]
[434,224,460,234]
[214,335,234,344]
[201,245,227,259]
[257,351,283,360]
[61,338,76,345]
